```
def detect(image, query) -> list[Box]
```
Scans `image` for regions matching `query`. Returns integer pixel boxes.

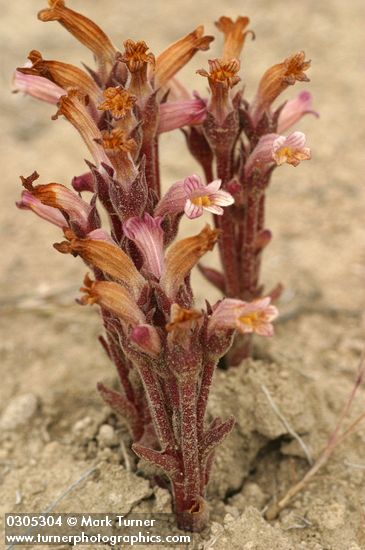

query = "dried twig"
[261,384,313,465]
[344,460,365,470]
[120,440,132,472]
[265,353,365,520]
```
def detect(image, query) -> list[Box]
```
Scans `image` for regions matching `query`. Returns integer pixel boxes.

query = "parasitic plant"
[14,1,285,531]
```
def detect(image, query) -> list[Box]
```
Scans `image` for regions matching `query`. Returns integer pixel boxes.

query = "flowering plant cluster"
[14,1,316,531]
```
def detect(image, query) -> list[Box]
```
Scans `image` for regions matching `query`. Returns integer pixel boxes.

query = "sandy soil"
[1,1,365,548]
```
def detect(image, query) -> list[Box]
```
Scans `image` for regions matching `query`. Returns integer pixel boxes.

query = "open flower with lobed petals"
[122,39,155,73]
[272,132,311,166]
[123,214,165,279]
[250,51,311,126]
[100,128,138,185]
[277,90,319,133]
[98,86,137,120]
[245,131,311,175]
[208,297,278,337]
[197,58,240,123]
[120,40,155,104]
[215,15,253,61]
[38,0,117,79]
[155,175,234,219]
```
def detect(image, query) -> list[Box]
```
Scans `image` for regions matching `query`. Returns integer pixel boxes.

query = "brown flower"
[38,0,117,78]
[155,26,214,86]
[197,58,241,88]
[166,303,203,332]
[120,40,155,104]
[54,89,110,168]
[54,229,145,297]
[161,225,220,298]
[250,51,311,125]
[98,87,137,119]
[166,303,203,349]
[21,177,92,232]
[80,274,145,326]
[101,128,137,154]
[121,40,155,73]
[100,128,138,185]
[215,16,254,60]
[197,58,240,123]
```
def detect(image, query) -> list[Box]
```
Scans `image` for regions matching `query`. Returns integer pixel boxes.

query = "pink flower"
[72,172,95,193]
[123,214,165,279]
[87,228,114,244]
[158,95,207,133]
[130,324,162,357]
[277,91,319,133]
[245,131,311,176]
[272,132,311,167]
[209,297,278,337]
[13,70,65,104]
[16,190,66,227]
[155,174,234,219]
[20,176,93,233]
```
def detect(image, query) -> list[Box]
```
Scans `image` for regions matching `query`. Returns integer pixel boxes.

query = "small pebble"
[97,424,116,448]
[0,394,38,430]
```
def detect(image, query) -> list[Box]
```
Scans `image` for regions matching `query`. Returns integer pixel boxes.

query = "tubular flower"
[38,0,117,78]
[250,51,311,126]
[161,225,220,298]
[155,26,214,87]
[277,91,319,133]
[54,90,110,168]
[17,50,101,104]
[87,228,114,243]
[130,324,162,358]
[215,16,253,60]
[100,128,138,184]
[155,175,234,219]
[158,95,207,134]
[13,70,64,104]
[54,229,145,297]
[20,175,92,232]
[16,190,67,227]
[122,39,155,73]
[80,274,145,327]
[245,131,311,175]
[101,128,136,154]
[98,86,137,123]
[208,297,278,337]
[120,39,155,103]
[123,214,165,279]
[197,58,241,123]
[166,303,203,349]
